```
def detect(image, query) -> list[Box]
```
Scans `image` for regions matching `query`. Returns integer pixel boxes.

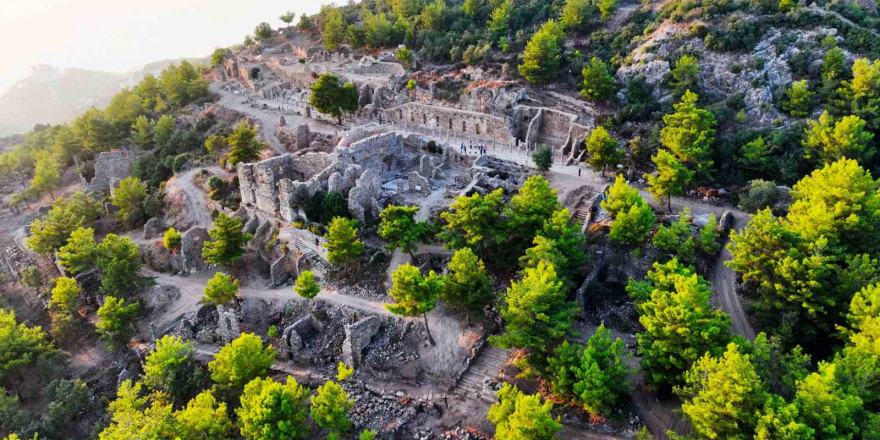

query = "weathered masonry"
[384,103,516,144]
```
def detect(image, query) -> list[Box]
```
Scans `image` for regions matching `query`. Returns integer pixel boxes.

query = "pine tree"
[439,188,505,258]
[209,333,276,389]
[97,234,141,297]
[202,213,252,267]
[202,272,239,306]
[293,270,320,300]
[676,343,769,440]
[488,0,512,36]
[627,258,731,390]
[518,20,565,84]
[669,55,700,97]
[585,126,622,176]
[324,217,365,272]
[572,324,632,414]
[385,264,442,345]
[660,90,716,177]
[802,111,874,165]
[379,205,428,263]
[505,175,562,252]
[225,121,266,167]
[237,376,309,440]
[310,381,354,440]
[96,296,140,349]
[581,57,616,101]
[441,247,493,322]
[783,80,814,117]
[487,384,561,440]
[647,149,693,212]
[30,152,60,201]
[532,144,553,172]
[490,261,579,359]
[323,8,346,50]
[57,227,100,275]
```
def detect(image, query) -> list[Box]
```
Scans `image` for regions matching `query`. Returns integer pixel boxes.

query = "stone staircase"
[293,237,328,270]
[455,346,511,402]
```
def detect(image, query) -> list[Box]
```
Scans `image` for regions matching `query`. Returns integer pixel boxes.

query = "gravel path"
[165,166,230,229]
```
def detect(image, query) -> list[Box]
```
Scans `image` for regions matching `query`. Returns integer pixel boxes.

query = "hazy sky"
[0,0,325,93]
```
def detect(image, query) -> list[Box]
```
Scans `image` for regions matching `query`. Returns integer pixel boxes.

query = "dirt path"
[146,268,396,334]
[609,2,640,31]
[711,215,756,340]
[165,166,230,229]
[211,82,338,155]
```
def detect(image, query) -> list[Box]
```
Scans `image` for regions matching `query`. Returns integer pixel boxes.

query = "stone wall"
[384,103,515,144]
[347,57,406,76]
[342,316,381,368]
[85,150,135,192]
[239,131,446,224]
[265,59,319,89]
[238,153,333,221]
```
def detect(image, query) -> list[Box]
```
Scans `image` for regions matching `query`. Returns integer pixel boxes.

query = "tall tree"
[676,343,769,440]
[379,205,428,263]
[237,376,309,440]
[627,258,731,390]
[96,297,140,349]
[647,149,693,212]
[323,8,346,50]
[490,261,579,360]
[323,217,365,273]
[441,247,493,322]
[144,335,207,407]
[585,126,622,176]
[603,176,655,245]
[202,272,239,306]
[209,333,276,389]
[783,80,814,117]
[660,90,716,178]
[280,11,296,26]
[518,20,565,84]
[57,227,100,275]
[439,188,505,258]
[97,234,141,297]
[48,276,81,342]
[309,74,359,124]
[253,22,274,42]
[385,264,442,345]
[488,0,512,36]
[505,175,562,252]
[202,213,252,267]
[669,55,700,97]
[803,111,874,165]
[787,158,880,255]
[310,381,354,440]
[225,121,266,167]
[581,57,616,101]
[110,176,148,227]
[487,384,561,440]
[573,324,632,414]
[30,152,60,200]
[532,144,553,172]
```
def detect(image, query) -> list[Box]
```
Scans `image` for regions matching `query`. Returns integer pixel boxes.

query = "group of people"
[460,142,488,156]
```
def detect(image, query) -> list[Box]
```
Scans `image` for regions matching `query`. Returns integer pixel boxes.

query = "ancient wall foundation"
[84,150,135,192]
[384,103,515,144]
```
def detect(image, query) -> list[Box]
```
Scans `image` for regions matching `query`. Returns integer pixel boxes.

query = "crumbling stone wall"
[84,150,135,192]
[384,103,515,144]
[238,153,333,221]
[265,59,319,89]
[347,57,405,76]
[342,316,381,368]
[239,131,446,224]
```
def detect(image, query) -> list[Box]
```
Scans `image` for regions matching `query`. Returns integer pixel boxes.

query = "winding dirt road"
[165,166,230,229]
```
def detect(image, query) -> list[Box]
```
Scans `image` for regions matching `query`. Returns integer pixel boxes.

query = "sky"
[0,0,326,93]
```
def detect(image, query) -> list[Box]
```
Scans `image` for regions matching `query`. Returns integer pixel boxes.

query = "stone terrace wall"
[238,153,333,220]
[266,59,318,89]
[384,103,515,144]
[238,131,436,224]
[85,150,135,192]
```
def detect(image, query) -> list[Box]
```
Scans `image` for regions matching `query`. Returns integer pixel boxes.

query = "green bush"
[739,179,781,213]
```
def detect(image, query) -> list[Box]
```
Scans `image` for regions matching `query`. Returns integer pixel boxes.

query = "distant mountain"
[0,65,127,136]
[0,57,208,137]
